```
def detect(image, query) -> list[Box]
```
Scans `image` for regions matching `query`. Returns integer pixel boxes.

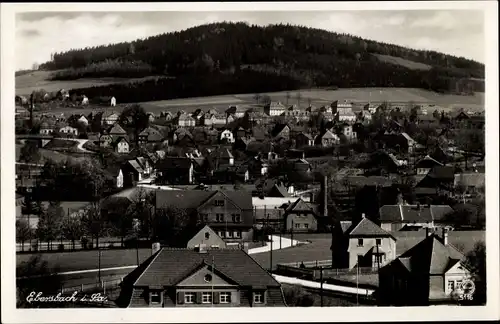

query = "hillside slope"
[28,22,484,103]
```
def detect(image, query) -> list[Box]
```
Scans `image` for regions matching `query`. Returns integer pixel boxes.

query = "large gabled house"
[315,130,340,147]
[138,127,163,145]
[271,124,291,142]
[155,190,254,242]
[102,112,120,126]
[264,102,286,117]
[295,132,314,148]
[156,157,195,185]
[117,247,286,308]
[415,155,444,175]
[345,215,397,270]
[378,230,470,306]
[122,159,145,186]
[113,136,130,154]
[282,198,320,232]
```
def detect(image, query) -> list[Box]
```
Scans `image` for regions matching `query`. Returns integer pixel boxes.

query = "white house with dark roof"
[316,130,340,147]
[264,102,287,117]
[346,215,397,270]
[219,129,235,144]
[187,225,227,250]
[102,112,120,126]
[59,125,78,136]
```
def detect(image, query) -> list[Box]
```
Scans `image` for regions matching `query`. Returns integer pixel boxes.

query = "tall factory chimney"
[322,175,328,217]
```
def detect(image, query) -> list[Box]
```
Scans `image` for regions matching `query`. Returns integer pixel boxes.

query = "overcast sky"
[15,10,484,71]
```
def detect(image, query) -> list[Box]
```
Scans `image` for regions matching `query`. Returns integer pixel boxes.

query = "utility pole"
[356,264,359,306]
[291,219,294,247]
[320,266,324,307]
[270,238,273,272]
[376,240,381,272]
[98,249,101,283]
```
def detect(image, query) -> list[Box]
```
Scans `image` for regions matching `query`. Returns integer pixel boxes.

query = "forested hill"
[38,22,484,97]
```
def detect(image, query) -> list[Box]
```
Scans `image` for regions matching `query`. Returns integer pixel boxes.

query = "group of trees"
[36,22,483,103]
[68,69,302,105]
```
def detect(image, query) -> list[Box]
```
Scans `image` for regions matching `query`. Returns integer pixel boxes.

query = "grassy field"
[16,69,484,114]
[15,70,159,97]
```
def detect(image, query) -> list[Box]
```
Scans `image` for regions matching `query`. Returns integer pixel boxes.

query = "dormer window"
[149,291,163,305]
[253,292,264,304]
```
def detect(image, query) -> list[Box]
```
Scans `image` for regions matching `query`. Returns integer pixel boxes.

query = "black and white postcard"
[1,1,499,323]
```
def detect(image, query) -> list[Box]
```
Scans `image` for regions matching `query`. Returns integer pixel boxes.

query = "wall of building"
[347,237,396,269]
[286,213,318,232]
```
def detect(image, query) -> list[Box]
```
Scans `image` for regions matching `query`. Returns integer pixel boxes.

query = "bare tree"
[16,219,32,252]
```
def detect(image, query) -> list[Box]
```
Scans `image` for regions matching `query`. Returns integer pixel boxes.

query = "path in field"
[74,139,93,153]
[248,235,307,254]
[272,274,375,296]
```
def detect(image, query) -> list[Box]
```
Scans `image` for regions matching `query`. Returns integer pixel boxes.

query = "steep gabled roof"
[109,123,127,135]
[416,155,444,168]
[156,157,193,170]
[349,217,395,239]
[397,234,465,275]
[285,198,314,212]
[128,160,144,173]
[131,248,281,288]
[155,190,252,210]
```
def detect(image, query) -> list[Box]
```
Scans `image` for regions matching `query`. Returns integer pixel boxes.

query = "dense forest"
[37,22,485,101]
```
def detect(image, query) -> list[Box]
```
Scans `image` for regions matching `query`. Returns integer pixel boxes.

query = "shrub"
[57,244,65,251]
[88,242,94,249]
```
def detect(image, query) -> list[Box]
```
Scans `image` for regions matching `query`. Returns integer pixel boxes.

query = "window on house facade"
[202,292,212,304]
[218,231,225,238]
[220,292,231,304]
[205,232,210,239]
[184,292,195,304]
[447,280,455,291]
[214,200,225,206]
[226,231,233,238]
[376,239,381,245]
[232,214,241,223]
[304,224,309,229]
[150,291,162,304]
[200,213,209,222]
[216,214,225,222]
[295,223,300,229]
[253,292,263,304]
[234,231,241,238]
[358,239,364,247]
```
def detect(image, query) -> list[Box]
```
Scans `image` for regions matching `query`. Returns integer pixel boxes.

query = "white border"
[2,2,499,323]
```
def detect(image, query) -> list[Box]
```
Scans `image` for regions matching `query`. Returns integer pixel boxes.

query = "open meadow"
[15,70,160,97]
[16,69,485,116]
